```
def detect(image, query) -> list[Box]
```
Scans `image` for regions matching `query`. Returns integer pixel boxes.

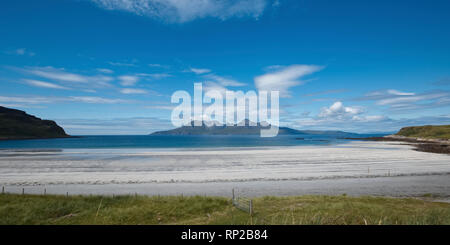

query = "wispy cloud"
[108,61,137,67]
[386,89,415,96]
[23,66,88,83]
[254,64,323,97]
[19,66,114,88]
[145,105,175,110]
[91,0,269,23]
[377,93,446,106]
[148,63,169,69]
[69,96,128,104]
[97,68,114,74]
[0,95,129,105]
[358,89,450,112]
[0,96,53,104]
[120,88,148,94]
[204,74,245,87]
[23,79,70,90]
[5,48,35,56]
[118,75,140,86]
[190,68,211,74]
[203,81,229,95]
[137,73,172,79]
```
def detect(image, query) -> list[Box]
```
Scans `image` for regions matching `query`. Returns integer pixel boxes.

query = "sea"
[0,134,385,149]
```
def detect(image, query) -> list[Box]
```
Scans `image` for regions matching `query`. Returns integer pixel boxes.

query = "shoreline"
[0,135,80,141]
[345,135,450,154]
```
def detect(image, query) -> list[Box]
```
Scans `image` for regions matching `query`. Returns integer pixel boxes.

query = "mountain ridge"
[150,119,358,136]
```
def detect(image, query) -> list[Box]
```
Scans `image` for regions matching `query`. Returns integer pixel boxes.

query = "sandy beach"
[0,141,449,198]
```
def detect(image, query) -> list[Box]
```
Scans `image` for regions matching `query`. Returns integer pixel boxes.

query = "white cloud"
[284,101,391,132]
[285,100,449,132]
[23,79,70,90]
[190,68,211,74]
[254,64,323,97]
[318,101,364,119]
[119,75,140,86]
[120,88,148,94]
[91,0,269,23]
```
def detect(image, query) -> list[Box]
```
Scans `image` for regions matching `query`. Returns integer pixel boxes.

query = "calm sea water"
[0,134,384,149]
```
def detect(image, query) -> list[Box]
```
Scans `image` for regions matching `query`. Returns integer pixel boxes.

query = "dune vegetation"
[0,194,449,225]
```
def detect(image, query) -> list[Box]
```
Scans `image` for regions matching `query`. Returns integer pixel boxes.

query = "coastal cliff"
[0,106,70,140]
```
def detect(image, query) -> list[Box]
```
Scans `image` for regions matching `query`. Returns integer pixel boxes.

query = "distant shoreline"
[0,135,80,141]
[346,135,450,154]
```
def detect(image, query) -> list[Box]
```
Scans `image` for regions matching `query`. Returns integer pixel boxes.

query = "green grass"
[1,194,449,225]
[396,125,450,140]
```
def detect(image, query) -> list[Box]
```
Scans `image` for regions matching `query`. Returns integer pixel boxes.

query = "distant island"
[150,119,359,136]
[0,106,70,140]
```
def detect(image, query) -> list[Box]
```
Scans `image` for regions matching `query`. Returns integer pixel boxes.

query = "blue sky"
[1,0,450,134]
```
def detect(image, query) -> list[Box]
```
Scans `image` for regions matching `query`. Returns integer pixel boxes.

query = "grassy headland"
[347,125,450,154]
[0,194,449,225]
[396,125,450,140]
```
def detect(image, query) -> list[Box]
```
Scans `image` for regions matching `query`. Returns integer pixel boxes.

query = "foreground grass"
[0,194,449,225]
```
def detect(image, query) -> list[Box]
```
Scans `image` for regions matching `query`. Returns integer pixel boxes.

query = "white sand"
[0,141,449,197]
